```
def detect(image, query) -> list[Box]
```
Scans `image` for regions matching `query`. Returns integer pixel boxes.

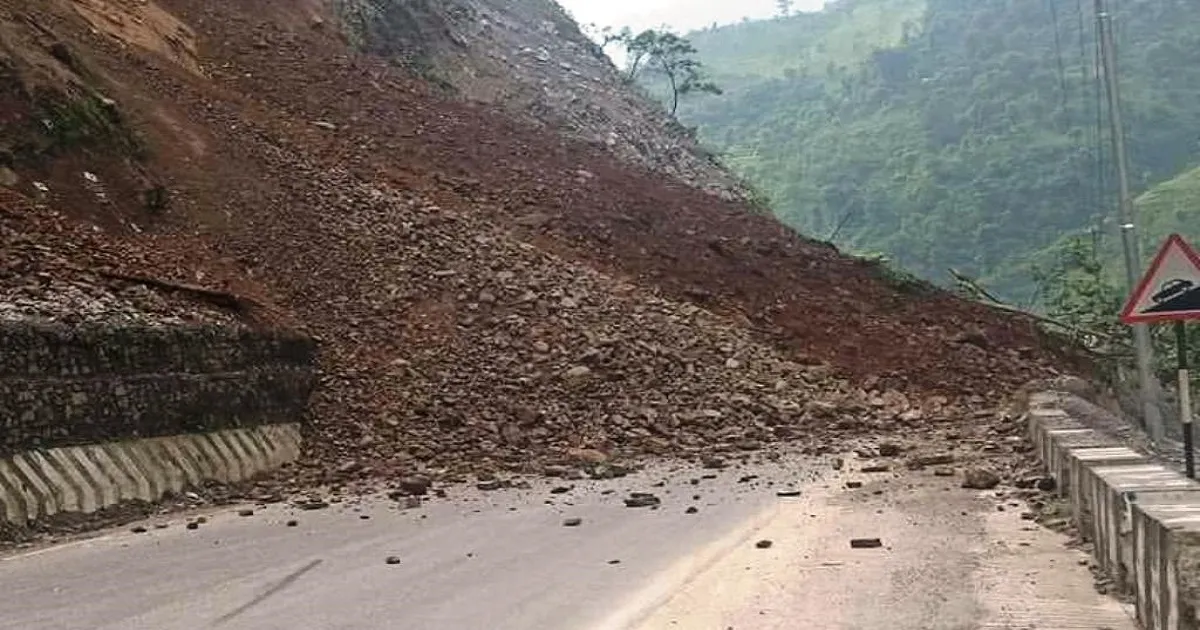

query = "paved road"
[0,455,1137,630]
[631,474,1137,630]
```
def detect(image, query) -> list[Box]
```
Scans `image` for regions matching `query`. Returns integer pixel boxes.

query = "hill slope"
[1135,166,1200,248]
[676,0,1200,300]
[332,0,751,202]
[0,0,1083,485]
[688,0,927,85]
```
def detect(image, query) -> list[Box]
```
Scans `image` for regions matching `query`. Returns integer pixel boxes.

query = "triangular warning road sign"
[1120,233,1200,324]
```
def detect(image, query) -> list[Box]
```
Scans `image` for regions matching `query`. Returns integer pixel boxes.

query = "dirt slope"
[0,185,297,330]
[0,0,1085,484]
[328,0,751,202]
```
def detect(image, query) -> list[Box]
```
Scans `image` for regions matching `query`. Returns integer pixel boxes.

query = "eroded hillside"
[0,0,1087,487]
[329,0,750,202]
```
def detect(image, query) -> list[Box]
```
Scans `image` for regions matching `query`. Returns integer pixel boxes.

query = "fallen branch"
[97,270,260,313]
[948,267,1006,305]
[944,267,1120,343]
[978,300,1118,340]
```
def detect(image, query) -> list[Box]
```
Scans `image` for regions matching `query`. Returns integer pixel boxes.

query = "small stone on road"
[398,475,433,496]
[624,493,661,508]
[962,467,1001,490]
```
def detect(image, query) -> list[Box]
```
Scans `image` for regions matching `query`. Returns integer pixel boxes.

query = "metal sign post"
[1118,233,1200,479]
[1178,321,1195,478]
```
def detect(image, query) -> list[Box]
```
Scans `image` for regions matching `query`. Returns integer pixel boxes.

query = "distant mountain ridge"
[670,0,1200,300]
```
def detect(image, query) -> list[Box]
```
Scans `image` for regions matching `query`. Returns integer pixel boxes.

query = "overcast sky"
[558,0,828,33]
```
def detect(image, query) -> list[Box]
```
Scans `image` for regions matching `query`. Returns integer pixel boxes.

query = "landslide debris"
[0,188,280,327]
[138,0,1079,399]
[329,0,751,202]
[212,163,911,487]
[0,0,1087,491]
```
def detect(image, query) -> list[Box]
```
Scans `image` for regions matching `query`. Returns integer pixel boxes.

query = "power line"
[1093,7,1109,227]
[1047,0,1070,117]
[1074,0,1096,223]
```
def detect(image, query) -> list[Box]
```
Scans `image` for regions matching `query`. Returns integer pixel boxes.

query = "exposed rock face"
[330,0,752,202]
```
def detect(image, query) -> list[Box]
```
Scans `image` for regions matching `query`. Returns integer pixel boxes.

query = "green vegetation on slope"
[1136,166,1200,251]
[1026,165,1200,392]
[670,0,1200,300]
[1034,163,1200,298]
[687,0,927,84]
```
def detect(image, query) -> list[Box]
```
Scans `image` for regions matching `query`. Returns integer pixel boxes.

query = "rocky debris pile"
[331,0,751,202]
[231,163,935,487]
[0,188,274,327]
[0,0,1089,494]
[152,79,1035,489]
[156,0,1081,400]
[830,403,1056,490]
[5,1,1085,398]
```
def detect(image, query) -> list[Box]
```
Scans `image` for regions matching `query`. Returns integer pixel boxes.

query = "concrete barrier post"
[1132,496,1200,630]
[1045,428,1125,498]
[1066,447,1149,538]
[1086,465,1200,593]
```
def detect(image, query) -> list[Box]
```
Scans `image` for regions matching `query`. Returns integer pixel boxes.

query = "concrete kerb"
[1132,495,1200,630]
[0,424,302,526]
[1086,464,1200,592]
[1045,429,1126,498]
[1025,390,1200,630]
[1068,447,1151,535]
[1026,406,1085,476]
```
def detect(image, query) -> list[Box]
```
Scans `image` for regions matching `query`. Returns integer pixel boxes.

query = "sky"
[558,0,828,34]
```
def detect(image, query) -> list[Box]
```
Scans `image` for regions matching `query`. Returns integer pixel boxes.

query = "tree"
[623,29,659,80]
[651,32,723,116]
[777,0,795,17]
[592,25,632,53]
[622,29,723,116]
[1031,234,1126,349]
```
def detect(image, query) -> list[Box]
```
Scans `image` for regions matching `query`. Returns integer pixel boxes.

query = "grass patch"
[32,91,147,161]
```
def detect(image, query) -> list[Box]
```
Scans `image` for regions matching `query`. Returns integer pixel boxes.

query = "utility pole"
[1096,0,1164,441]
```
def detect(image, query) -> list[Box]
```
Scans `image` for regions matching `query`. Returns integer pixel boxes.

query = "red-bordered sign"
[1119,234,1200,324]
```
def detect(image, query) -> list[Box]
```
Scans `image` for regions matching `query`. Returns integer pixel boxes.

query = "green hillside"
[1031,167,1200,378]
[671,0,1200,300]
[1135,166,1200,249]
[687,0,928,83]
[1035,163,1200,293]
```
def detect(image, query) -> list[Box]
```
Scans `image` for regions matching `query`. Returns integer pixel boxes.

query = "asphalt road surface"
[0,455,1137,630]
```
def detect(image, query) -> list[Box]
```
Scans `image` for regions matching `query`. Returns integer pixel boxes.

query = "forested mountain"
[668,0,1200,301]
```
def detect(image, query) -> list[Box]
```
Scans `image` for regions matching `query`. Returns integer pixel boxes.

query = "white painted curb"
[1025,391,1200,630]
[0,424,302,525]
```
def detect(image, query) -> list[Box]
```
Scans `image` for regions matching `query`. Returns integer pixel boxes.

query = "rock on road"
[0,456,1135,630]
